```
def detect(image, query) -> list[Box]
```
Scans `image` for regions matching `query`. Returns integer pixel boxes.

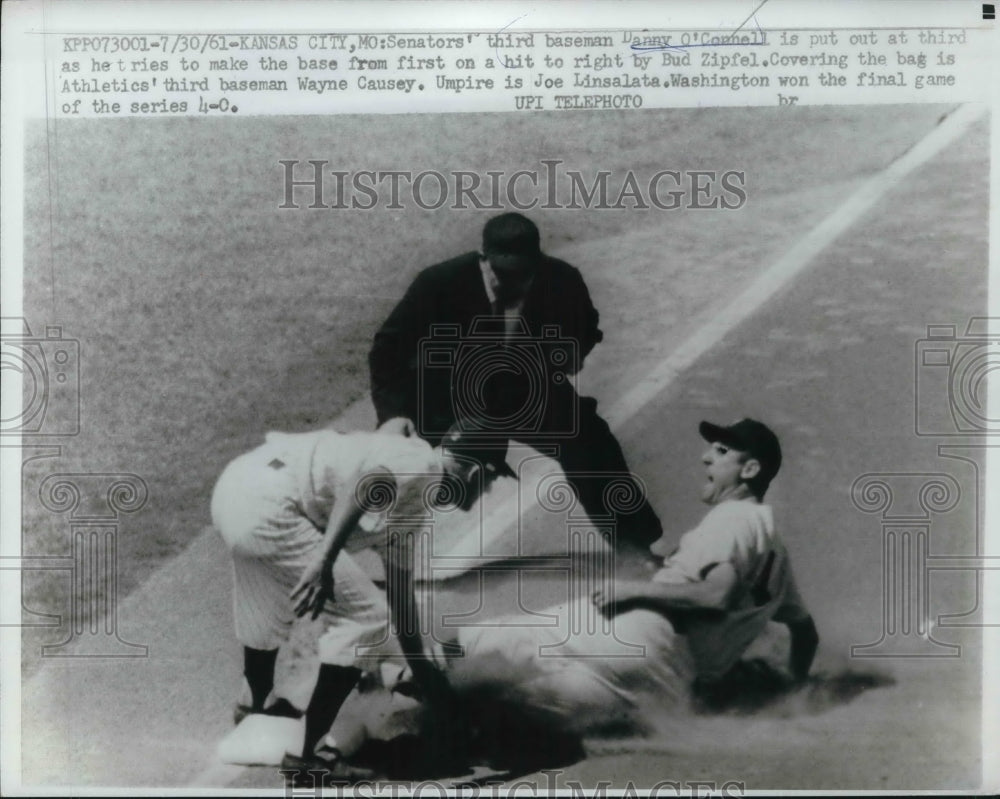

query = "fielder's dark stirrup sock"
[302,665,363,757]
[243,647,279,709]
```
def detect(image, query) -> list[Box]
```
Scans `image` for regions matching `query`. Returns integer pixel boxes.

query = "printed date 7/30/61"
[62,34,301,55]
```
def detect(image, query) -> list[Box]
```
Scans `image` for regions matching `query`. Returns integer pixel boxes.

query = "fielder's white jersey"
[260,429,443,554]
[653,498,809,680]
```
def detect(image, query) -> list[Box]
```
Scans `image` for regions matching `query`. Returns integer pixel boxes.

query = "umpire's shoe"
[280,748,376,788]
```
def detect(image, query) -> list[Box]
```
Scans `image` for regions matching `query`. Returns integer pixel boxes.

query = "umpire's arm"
[369,271,429,427]
[559,262,604,372]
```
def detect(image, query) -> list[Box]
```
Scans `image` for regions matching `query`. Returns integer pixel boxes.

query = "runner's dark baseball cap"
[699,418,782,484]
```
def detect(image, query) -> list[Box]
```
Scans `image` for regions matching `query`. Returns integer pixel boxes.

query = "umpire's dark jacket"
[369,251,603,442]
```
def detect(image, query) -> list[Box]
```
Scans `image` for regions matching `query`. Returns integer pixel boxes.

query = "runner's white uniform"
[211,429,441,668]
[447,496,809,732]
[451,604,695,734]
[652,496,810,680]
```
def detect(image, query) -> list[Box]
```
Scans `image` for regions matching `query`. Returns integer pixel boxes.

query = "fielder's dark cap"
[482,213,541,265]
[442,418,515,478]
[699,418,782,484]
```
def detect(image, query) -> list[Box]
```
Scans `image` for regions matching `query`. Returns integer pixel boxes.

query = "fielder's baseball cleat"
[232,696,303,726]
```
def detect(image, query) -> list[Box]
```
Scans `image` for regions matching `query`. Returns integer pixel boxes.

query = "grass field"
[16,104,990,790]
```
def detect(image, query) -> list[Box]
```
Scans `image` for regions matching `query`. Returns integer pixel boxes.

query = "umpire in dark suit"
[369,212,662,550]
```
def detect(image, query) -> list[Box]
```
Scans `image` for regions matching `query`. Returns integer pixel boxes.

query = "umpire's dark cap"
[482,212,541,265]
[699,418,782,484]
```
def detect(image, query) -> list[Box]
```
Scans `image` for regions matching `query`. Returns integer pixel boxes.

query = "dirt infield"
[17,105,989,791]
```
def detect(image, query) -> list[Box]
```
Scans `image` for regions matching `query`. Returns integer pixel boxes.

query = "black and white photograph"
[1,1,997,794]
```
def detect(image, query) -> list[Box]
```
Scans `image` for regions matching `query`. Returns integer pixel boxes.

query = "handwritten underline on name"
[629,37,768,53]
[632,0,770,53]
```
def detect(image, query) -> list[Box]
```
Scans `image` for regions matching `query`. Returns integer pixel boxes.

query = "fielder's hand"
[378,417,416,437]
[291,559,334,620]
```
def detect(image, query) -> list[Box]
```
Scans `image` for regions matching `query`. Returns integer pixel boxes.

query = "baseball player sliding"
[455,418,818,740]
[592,419,819,702]
[291,418,820,776]
[211,423,497,784]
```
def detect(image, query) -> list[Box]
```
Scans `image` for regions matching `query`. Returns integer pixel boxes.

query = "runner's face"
[700,441,757,504]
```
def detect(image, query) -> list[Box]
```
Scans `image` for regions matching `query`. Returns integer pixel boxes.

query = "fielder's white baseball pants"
[211,447,401,668]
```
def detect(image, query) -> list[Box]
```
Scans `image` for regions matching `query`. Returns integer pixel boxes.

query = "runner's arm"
[593,562,739,616]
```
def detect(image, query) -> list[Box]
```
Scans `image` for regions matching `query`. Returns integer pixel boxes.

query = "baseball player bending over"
[211,424,492,783]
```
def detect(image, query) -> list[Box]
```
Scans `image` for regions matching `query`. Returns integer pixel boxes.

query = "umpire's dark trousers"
[488,381,662,550]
